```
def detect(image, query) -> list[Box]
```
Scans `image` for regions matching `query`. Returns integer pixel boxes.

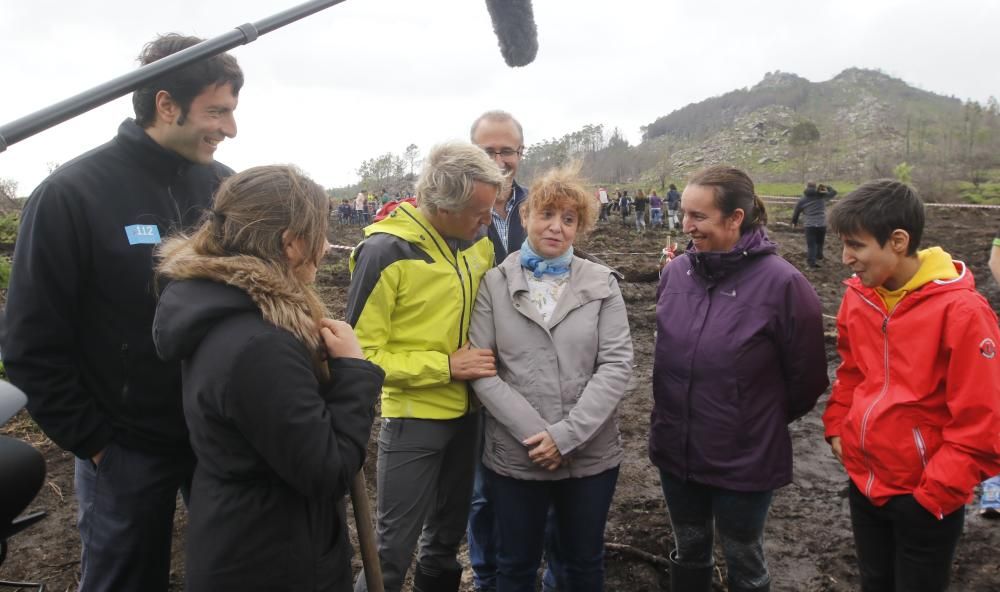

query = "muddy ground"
[3,203,1000,591]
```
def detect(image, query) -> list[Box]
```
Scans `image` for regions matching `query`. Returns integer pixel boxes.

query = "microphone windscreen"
[0,436,45,531]
[485,0,538,68]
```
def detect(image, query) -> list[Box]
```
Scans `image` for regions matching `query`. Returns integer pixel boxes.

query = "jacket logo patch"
[980,338,996,360]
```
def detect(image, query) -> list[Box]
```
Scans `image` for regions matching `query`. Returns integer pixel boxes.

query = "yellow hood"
[876,247,959,312]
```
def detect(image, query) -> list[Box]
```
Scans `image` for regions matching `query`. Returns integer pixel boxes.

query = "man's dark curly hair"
[132,34,244,128]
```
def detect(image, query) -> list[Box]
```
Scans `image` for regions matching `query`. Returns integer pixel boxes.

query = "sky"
[1,0,997,195]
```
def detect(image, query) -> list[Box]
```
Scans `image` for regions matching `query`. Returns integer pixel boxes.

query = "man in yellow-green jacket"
[347,142,506,592]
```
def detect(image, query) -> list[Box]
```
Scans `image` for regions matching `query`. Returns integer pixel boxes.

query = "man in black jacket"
[3,34,243,592]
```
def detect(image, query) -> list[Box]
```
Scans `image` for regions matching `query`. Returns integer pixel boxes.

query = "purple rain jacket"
[649,227,829,491]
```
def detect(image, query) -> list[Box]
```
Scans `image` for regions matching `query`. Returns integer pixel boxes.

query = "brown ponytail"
[751,194,768,228]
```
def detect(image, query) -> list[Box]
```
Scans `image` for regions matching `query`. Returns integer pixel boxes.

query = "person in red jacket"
[822,179,1000,592]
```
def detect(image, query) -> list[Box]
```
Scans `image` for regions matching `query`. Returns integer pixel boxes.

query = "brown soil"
[3,204,1000,591]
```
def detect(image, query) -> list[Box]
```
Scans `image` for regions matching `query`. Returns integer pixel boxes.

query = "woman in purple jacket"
[650,165,828,592]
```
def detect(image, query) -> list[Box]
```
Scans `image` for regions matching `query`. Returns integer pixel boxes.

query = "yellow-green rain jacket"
[346,203,494,419]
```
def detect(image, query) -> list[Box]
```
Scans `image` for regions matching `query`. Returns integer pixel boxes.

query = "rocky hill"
[638,68,991,183]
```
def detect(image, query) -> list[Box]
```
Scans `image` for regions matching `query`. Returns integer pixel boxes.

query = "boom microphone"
[485,0,539,68]
[0,0,540,152]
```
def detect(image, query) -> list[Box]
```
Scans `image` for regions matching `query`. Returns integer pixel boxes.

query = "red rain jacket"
[823,261,1000,518]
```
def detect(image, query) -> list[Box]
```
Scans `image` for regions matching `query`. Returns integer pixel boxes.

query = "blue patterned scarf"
[519,239,573,278]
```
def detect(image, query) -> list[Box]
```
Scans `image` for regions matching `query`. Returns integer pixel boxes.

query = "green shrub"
[0,213,18,244]
[0,258,10,289]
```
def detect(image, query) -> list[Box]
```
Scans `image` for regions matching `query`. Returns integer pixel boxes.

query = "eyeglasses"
[481,147,523,159]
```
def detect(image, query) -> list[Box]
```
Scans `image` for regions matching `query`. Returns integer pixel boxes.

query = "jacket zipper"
[912,427,928,468]
[854,291,895,498]
[166,185,184,228]
[120,343,130,400]
[681,278,715,479]
[396,208,468,351]
[461,257,477,414]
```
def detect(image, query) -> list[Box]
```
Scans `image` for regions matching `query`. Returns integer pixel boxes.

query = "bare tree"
[0,178,17,201]
[403,144,421,177]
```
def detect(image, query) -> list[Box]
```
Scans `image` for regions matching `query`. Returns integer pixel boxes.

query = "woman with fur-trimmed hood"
[152,165,384,591]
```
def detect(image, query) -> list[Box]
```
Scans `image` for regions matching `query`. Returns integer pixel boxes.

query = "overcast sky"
[1,0,997,194]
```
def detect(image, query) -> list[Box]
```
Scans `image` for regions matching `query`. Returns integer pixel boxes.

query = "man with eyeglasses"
[467,111,564,592]
[470,111,528,266]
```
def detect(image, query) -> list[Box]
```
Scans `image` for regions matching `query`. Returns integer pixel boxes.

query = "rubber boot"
[668,549,713,592]
[412,563,463,592]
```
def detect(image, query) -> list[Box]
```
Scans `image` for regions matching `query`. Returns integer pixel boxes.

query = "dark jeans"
[469,458,561,591]
[848,481,964,592]
[804,226,827,265]
[485,466,619,592]
[74,441,193,592]
[468,454,496,590]
[658,470,773,590]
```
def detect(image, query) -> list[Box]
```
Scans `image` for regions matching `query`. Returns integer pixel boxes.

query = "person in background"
[598,186,610,223]
[468,109,563,592]
[355,191,369,225]
[633,189,649,233]
[467,110,530,592]
[338,199,354,225]
[649,189,664,229]
[347,142,505,592]
[470,165,633,591]
[666,183,681,231]
[3,34,243,592]
[152,165,384,591]
[473,110,529,266]
[651,165,828,592]
[823,180,1000,591]
[791,181,838,268]
[618,190,631,227]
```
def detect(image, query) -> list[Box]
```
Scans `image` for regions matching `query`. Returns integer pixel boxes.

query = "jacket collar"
[686,226,777,283]
[364,202,476,265]
[115,119,195,183]
[499,251,615,329]
[511,180,527,206]
[845,259,974,314]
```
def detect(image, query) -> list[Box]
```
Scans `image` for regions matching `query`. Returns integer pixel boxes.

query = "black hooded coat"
[153,278,383,591]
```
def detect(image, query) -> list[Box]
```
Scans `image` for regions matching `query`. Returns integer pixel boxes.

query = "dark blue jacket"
[649,228,828,490]
[486,181,528,265]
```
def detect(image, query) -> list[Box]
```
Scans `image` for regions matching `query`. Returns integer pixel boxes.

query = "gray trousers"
[355,414,478,592]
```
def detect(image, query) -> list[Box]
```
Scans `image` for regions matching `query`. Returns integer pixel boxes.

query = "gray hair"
[469,110,524,145]
[417,142,506,213]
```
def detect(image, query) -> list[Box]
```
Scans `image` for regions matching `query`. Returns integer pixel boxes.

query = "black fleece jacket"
[3,119,231,458]
[153,278,383,591]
